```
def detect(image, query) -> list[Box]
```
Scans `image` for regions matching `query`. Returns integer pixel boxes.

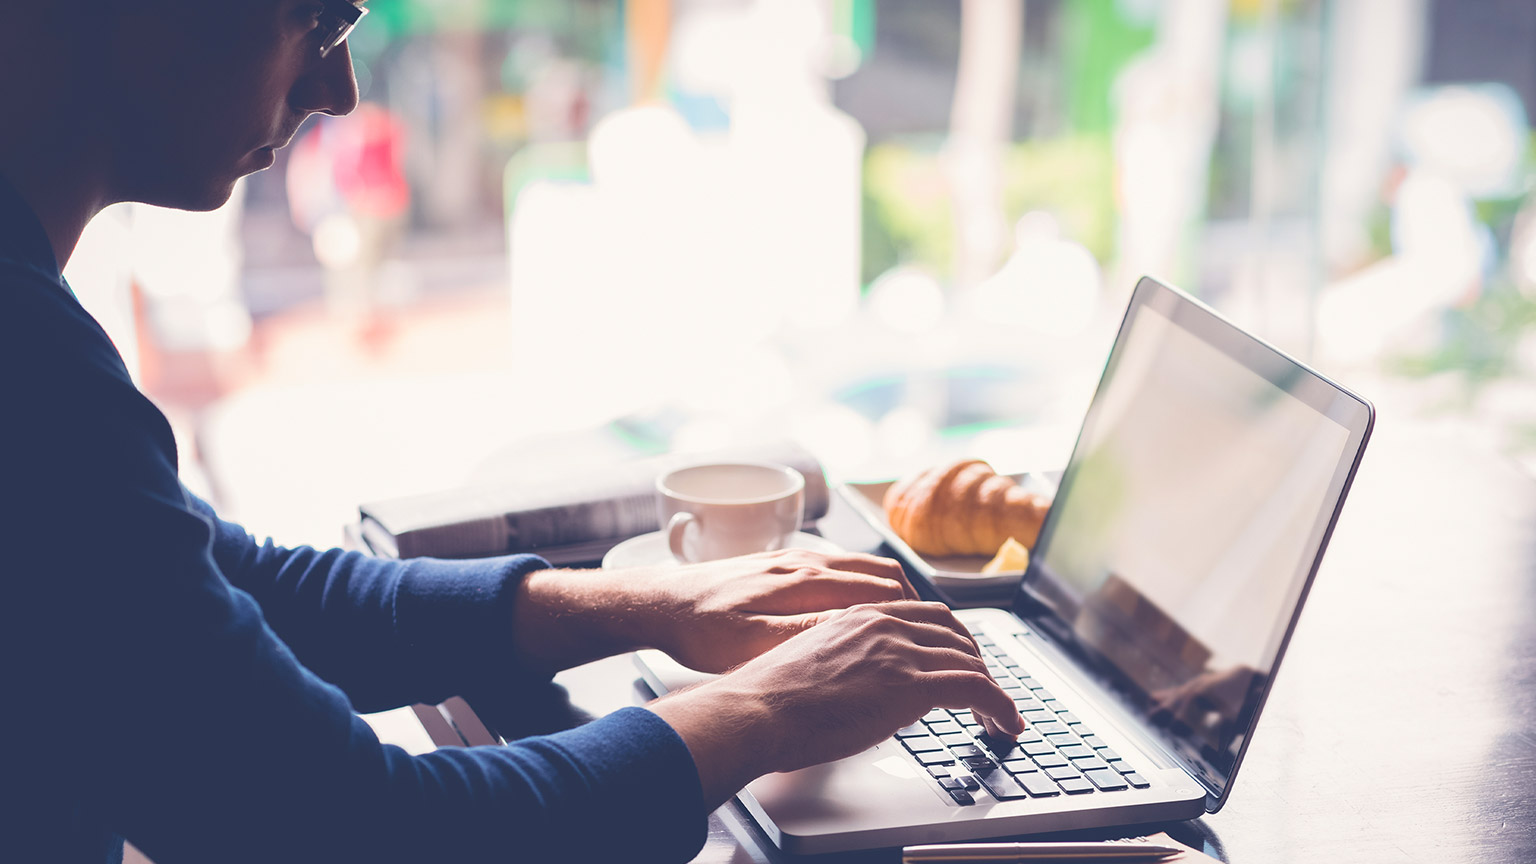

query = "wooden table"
[475,423,1536,863]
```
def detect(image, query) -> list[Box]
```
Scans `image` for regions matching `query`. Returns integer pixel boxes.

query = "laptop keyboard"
[896,630,1151,806]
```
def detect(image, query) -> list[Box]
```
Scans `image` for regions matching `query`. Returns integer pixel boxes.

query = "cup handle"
[666,511,696,562]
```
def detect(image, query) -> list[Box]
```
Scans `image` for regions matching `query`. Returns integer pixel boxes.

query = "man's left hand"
[643,548,919,673]
[511,548,919,676]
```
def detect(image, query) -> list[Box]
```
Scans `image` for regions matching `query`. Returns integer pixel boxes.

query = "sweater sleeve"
[0,270,709,864]
[188,494,553,712]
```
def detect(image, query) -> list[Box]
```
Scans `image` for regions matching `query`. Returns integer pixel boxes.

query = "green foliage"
[1001,135,1116,261]
[1060,0,1156,135]
[1386,284,1536,387]
[1386,141,1536,390]
[859,179,905,291]
[371,0,613,39]
[861,134,1116,288]
[1365,202,1394,260]
[862,137,954,285]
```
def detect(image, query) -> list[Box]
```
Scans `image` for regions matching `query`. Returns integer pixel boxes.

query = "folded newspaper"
[358,442,830,564]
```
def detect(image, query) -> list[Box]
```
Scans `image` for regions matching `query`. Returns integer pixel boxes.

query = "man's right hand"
[649,601,1024,808]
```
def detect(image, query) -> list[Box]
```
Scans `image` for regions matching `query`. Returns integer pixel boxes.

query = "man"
[0,1,1023,862]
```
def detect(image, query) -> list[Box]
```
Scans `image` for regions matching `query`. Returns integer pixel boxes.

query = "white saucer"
[602,530,842,569]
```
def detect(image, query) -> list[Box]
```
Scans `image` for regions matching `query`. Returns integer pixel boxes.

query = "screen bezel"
[1010,276,1375,811]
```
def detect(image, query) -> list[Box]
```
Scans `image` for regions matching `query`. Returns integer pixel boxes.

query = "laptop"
[635,276,1374,854]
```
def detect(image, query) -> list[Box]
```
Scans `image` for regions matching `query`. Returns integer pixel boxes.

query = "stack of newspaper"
[357,441,829,564]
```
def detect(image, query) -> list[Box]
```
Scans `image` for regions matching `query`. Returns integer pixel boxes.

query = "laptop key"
[1015,771,1062,797]
[927,766,952,778]
[1081,735,1107,749]
[1045,732,1081,749]
[1099,748,1123,762]
[948,789,976,806]
[939,733,975,748]
[958,774,981,791]
[1033,753,1068,769]
[1072,756,1112,774]
[902,737,945,753]
[939,777,963,790]
[1059,744,1095,760]
[1084,769,1129,791]
[916,751,956,766]
[974,732,1018,758]
[1021,741,1056,757]
[923,709,951,724]
[927,721,965,737]
[962,756,996,773]
[949,744,987,759]
[1058,777,1095,795]
[1034,722,1068,736]
[1001,758,1037,774]
[969,764,1031,800]
[1045,765,1083,781]
[1125,773,1151,788]
[1114,761,1138,775]
[895,724,928,738]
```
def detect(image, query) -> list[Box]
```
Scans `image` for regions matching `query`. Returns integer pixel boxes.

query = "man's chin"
[167,186,238,213]
[119,153,264,212]
[129,175,242,213]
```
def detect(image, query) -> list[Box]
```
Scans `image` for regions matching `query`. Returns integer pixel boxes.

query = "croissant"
[883,459,1050,557]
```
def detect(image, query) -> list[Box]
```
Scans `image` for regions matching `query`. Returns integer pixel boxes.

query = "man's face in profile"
[97,0,360,211]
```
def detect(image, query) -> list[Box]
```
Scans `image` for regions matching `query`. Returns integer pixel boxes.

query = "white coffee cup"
[655,462,806,563]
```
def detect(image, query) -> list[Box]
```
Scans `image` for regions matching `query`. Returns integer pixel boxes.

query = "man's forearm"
[649,683,777,809]
[511,567,669,674]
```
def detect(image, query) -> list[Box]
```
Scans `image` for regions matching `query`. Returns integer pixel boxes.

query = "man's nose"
[292,41,361,118]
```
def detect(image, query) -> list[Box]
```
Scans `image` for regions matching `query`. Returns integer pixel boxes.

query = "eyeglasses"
[316,0,368,59]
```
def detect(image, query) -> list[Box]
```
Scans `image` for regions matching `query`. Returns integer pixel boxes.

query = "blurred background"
[66,0,1536,548]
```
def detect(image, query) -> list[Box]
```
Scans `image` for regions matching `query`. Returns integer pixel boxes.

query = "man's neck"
[0,24,113,271]
[0,159,109,275]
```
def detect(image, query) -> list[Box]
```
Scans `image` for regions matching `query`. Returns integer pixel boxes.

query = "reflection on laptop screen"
[1020,285,1359,799]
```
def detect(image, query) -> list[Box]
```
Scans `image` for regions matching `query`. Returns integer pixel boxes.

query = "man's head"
[6,0,362,212]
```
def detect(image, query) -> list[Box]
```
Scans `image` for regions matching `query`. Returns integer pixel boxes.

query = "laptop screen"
[1014,277,1372,807]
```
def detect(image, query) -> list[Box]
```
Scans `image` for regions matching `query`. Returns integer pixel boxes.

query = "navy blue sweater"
[0,177,706,864]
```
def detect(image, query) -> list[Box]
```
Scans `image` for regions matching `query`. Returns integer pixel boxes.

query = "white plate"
[837,475,1055,597]
[601,530,843,570]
